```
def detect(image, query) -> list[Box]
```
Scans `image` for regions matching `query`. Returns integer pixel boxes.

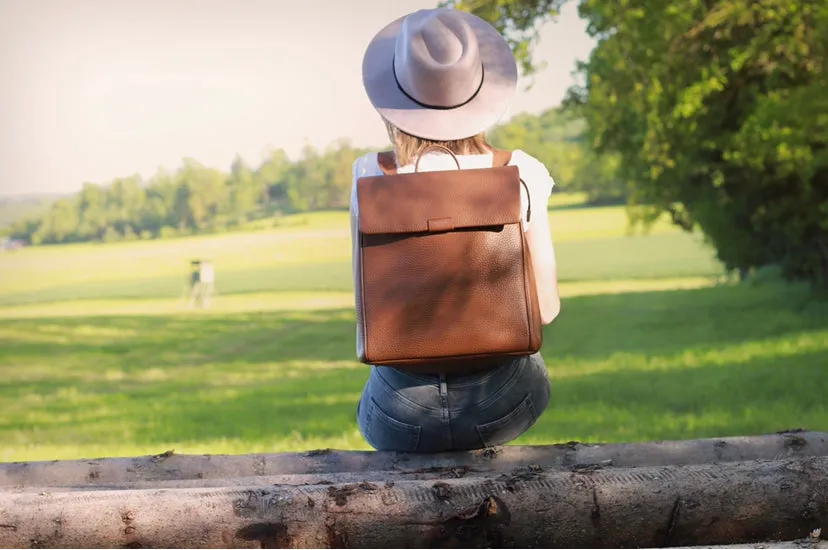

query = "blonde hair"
[384,120,492,167]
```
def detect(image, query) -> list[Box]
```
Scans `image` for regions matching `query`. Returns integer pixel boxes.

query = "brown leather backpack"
[353,145,543,374]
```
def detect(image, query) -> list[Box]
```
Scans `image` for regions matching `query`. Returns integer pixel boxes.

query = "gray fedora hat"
[362,8,518,141]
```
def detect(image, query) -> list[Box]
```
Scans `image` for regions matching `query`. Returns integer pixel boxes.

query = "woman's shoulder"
[352,152,383,179]
[509,149,556,195]
[351,149,555,191]
[509,149,551,177]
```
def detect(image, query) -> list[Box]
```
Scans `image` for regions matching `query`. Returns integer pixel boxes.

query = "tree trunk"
[1,431,825,488]
[1,455,827,548]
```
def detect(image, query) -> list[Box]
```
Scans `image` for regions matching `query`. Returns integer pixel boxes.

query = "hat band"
[392,54,485,111]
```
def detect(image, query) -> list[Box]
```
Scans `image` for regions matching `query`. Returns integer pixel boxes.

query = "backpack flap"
[353,161,541,370]
[356,165,522,235]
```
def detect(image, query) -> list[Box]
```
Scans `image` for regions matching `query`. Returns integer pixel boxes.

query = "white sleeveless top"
[350,149,556,231]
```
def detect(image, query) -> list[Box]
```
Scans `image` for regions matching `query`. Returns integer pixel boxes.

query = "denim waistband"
[373,354,536,390]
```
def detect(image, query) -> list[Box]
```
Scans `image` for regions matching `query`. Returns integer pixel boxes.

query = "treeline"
[488,108,626,204]
[8,140,371,245]
[0,195,56,230]
[7,108,623,246]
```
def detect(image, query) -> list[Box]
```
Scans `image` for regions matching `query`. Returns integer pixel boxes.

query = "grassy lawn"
[1,200,826,462]
[0,207,720,307]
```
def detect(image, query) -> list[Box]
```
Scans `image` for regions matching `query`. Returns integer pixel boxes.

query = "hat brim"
[362,10,518,141]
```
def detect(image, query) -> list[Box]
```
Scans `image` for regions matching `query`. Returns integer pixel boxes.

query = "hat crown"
[393,9,484,109]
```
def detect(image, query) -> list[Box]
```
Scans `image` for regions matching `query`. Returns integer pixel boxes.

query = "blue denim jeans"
[356,353,551,452]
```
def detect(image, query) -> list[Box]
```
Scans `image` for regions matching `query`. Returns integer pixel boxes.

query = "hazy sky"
[0,0,595,197]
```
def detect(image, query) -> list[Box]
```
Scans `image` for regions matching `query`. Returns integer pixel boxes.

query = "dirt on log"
[1,430,825,488]
[1,455,827,549]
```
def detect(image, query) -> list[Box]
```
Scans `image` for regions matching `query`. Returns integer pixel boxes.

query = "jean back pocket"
[364,397,422,452]
[475,394,539,448]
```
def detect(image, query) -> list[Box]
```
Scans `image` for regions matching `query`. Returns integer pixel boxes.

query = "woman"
[351,7,561,452]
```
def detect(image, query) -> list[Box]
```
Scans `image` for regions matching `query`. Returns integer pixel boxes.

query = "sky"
[0,0,595,197]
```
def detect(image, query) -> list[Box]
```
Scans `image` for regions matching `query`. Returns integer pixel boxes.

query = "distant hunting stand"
[187,259,215,309]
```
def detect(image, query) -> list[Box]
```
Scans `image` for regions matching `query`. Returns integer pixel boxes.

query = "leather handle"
[414,145,461,172]
[382,146,531,223]
[521,178,531,223]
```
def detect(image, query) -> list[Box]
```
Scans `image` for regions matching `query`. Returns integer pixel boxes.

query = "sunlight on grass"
[0,278,719,319]
[0,198,705,301]
[0,201,826,462]
[1,282,826,462]
[549,329,828,379]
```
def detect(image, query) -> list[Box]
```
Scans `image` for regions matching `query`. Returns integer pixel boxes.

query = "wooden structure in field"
[187,259,216,309]
[0,431,827,548]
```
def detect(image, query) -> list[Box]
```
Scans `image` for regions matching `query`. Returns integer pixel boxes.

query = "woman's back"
[351,148,561,324]
[351,6,561,452]
[352,149,553,226]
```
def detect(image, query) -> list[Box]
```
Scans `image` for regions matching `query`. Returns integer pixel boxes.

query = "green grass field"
[1,200,826,462]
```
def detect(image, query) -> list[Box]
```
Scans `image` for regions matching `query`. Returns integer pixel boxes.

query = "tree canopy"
[438,0,560,77]
[6,140,369,245]
[454,0,828,287]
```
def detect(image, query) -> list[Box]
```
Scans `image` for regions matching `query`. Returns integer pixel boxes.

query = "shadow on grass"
[534,347,828,443]
[1,282,826,450]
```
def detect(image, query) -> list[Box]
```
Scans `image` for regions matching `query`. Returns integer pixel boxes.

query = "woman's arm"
[349,162,361,292]
[516,151,561,325]
[526,206,561,324]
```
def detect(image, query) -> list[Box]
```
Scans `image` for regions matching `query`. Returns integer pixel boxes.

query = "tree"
[459,0,828,287]
[577,0,828,285]
[107,175,145,236]
[572,147,627,205]
[488,108,592,196]
[40,198,80,243]
[227,155,260,222]
[176,158,228,230]
[256,148,292,210]
[323,139,371,210]
[439,0,561,78]
[140,168,178,236]
[76,183,107,240]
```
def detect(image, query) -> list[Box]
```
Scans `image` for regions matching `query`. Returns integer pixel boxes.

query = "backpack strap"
[492,149,531,223]
[377,151,398,175]
[492,148,513,167]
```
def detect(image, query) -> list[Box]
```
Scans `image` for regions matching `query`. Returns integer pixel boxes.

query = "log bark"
[1,456,827,549]
[669,542,827,549]
[1,430,825,487]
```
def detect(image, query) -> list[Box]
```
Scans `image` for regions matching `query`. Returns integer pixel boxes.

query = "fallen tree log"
[668,540,827,549]
[1,430,825,487]
[1,455,826,549]
[4,470,510,493]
